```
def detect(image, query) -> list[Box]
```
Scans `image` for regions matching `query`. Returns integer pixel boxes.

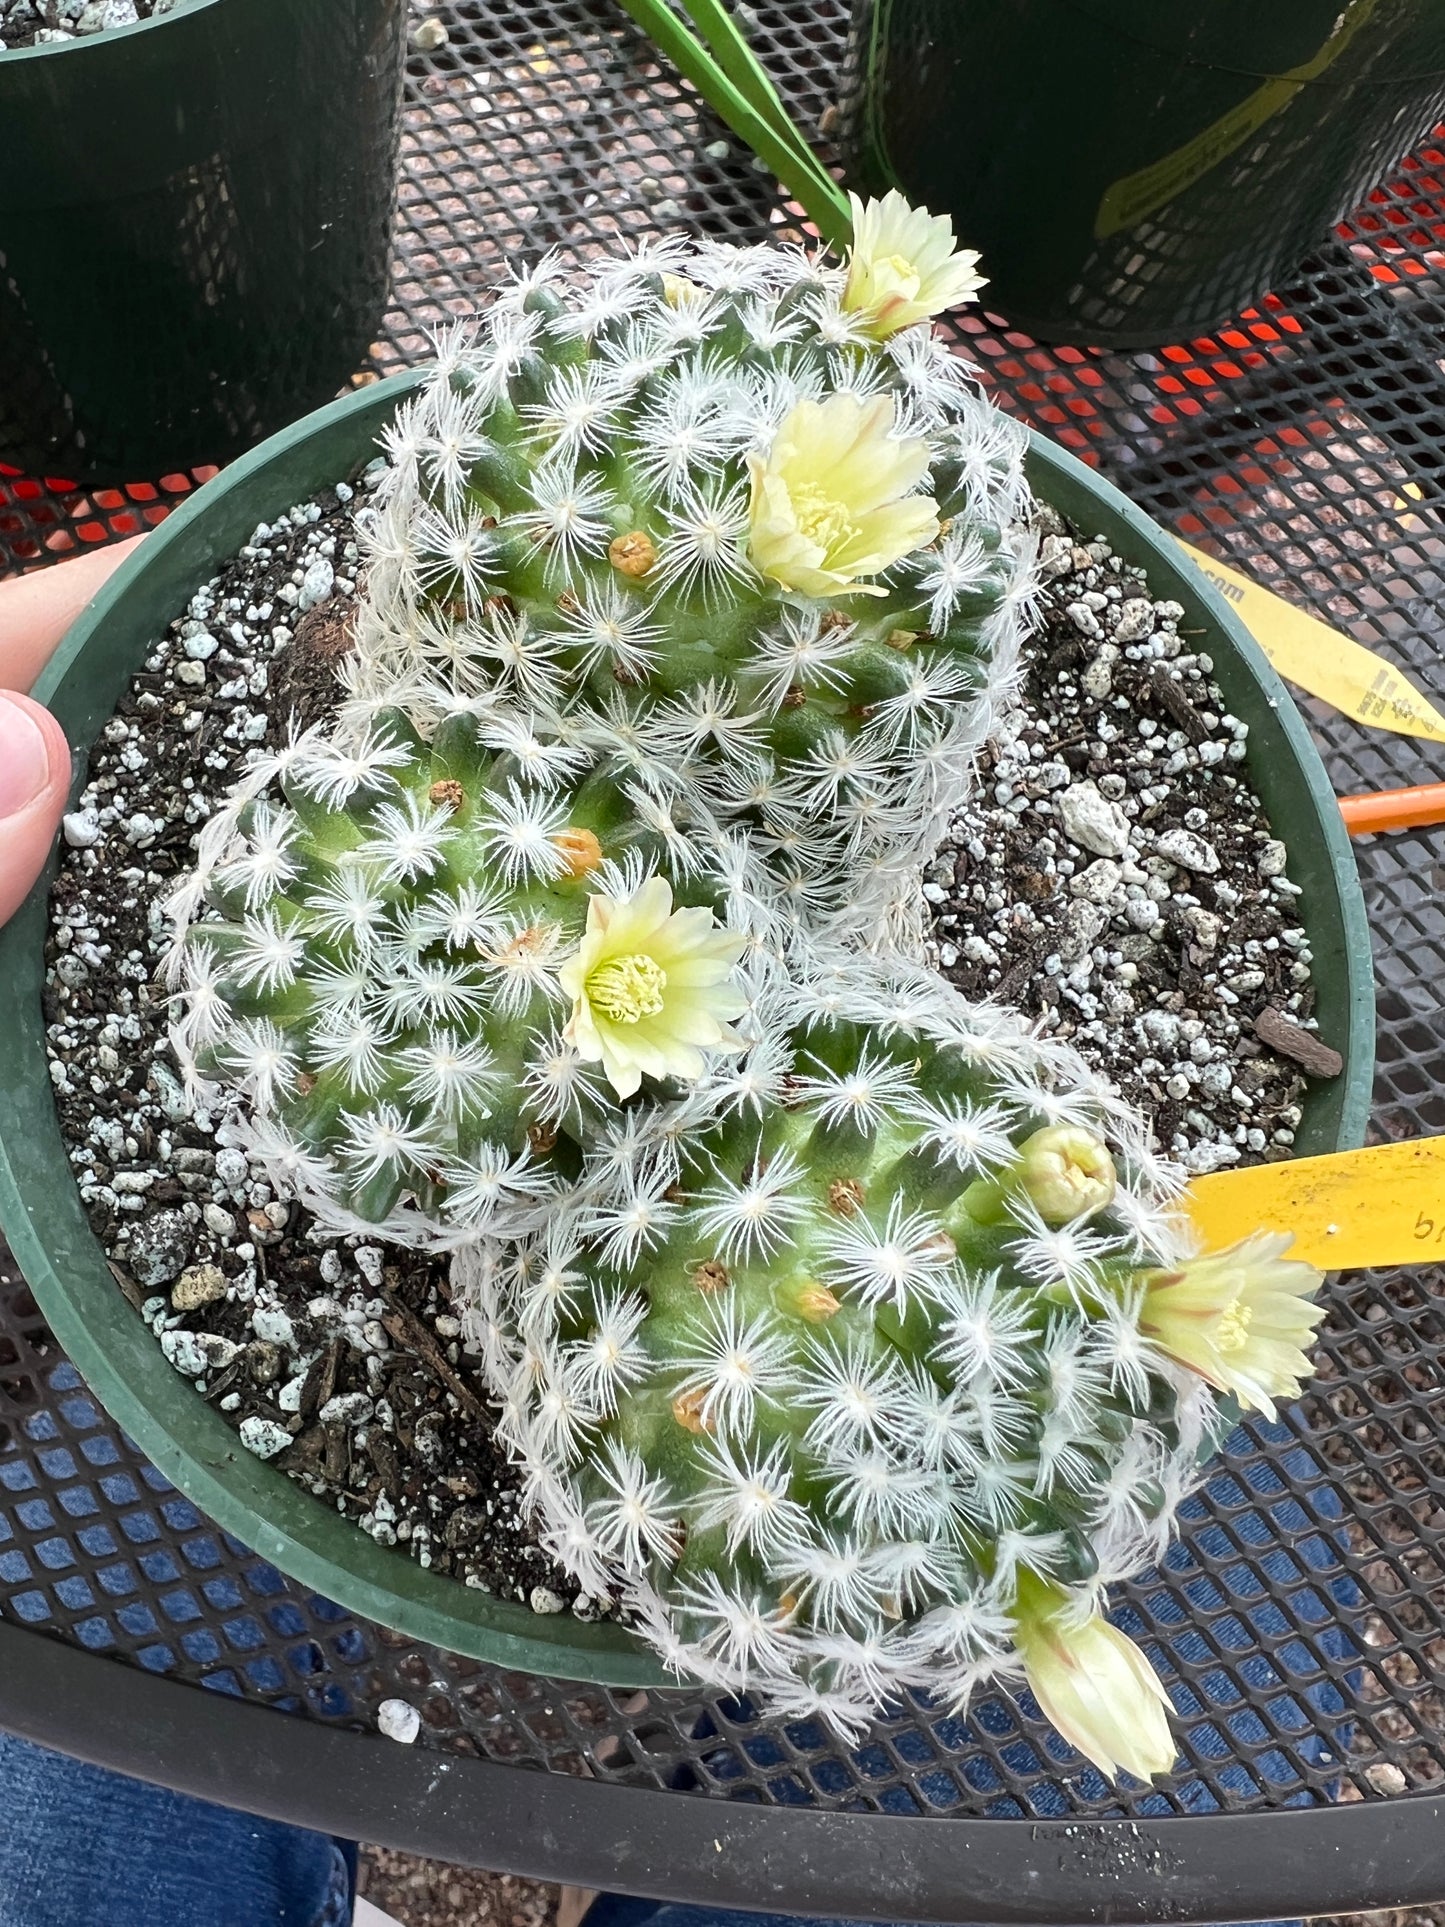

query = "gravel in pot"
[927,504,1338,1179]
[0,0,191,49]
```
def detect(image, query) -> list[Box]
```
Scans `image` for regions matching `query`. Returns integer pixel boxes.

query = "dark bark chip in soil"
[268,594,359,736]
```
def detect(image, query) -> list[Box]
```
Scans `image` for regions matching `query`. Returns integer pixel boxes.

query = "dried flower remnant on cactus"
[454,950,1225,1735]
[163,710,757,1247]
[347,200,1035,947]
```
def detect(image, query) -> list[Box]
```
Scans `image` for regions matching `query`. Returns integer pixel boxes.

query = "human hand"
[0,538,145,925]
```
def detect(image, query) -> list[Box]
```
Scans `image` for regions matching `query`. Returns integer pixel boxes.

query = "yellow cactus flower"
[746,393,939,598]
[560,877,748,1099]
[1137,1231,1325,1419]
[842,191,986,339]
[1014,1577,1177,1784]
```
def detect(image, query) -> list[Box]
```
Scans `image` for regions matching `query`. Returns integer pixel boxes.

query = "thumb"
[0,691,71,928]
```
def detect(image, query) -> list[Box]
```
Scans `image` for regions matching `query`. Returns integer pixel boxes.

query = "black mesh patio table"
[2,3,1445,1919]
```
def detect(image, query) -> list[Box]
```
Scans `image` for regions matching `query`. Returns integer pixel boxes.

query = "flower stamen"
[1216,1298,1252,1353]
[587,952,668,1025]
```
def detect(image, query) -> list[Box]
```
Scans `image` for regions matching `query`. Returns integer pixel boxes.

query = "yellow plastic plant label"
[1186,1136,1445,1270]
[1176,540,1445,746]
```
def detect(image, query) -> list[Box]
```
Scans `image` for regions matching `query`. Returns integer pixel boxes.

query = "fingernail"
[0,696,53,820]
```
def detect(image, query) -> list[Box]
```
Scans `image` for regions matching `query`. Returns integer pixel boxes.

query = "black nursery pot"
[0,0,406,482]
[841,0,1445,349]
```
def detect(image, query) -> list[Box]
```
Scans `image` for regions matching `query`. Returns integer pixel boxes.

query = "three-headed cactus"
[156,194,1329,1777]
[344,211,1034,944]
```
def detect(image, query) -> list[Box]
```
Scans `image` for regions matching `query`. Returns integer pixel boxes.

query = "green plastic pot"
[0,372,1375,1685]
[0,0,406,482]
[841,0,1445,348]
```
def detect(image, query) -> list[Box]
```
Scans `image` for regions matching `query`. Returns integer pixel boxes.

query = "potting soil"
[0,0,193,50]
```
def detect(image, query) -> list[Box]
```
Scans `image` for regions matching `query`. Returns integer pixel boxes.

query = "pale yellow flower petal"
[561,877,747,1098]
[843,191,986,339]
[648,1005,743,1049]
[747,393,939,598]
[1137,1231,1325,1419]
[658,957,745,989]
[597,1037,645,1099]
[565,997,608,1074]
[655,902,740,952]
[605,874,673,944]
[833,495,942,579]
[816,400,932,513]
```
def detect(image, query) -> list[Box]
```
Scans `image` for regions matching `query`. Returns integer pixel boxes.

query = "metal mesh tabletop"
[2,0,1445,1914]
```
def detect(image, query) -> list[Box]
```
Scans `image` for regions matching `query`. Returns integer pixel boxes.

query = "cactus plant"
[164,707,766,1247]
[344,210,1035,946]
[151,196,1331,1769]
[450,950,1309,1743]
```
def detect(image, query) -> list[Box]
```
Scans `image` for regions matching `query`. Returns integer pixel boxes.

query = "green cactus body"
[150,199,1327,1758]
[166,708,763,1245]
[348,239,1034,943]
[457,954,1213,1729]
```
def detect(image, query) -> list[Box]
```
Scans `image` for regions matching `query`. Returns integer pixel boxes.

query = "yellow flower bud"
[1014,1125,1116,1223]
[962,1126,1115,1226]
[1014,1576,1176,1784]
[661,272,705,309]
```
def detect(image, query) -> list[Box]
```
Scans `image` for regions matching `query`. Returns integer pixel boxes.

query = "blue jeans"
[0,1730,354,1927]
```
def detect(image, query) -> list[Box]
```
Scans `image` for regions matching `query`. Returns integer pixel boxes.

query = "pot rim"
[0,0,223,60]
